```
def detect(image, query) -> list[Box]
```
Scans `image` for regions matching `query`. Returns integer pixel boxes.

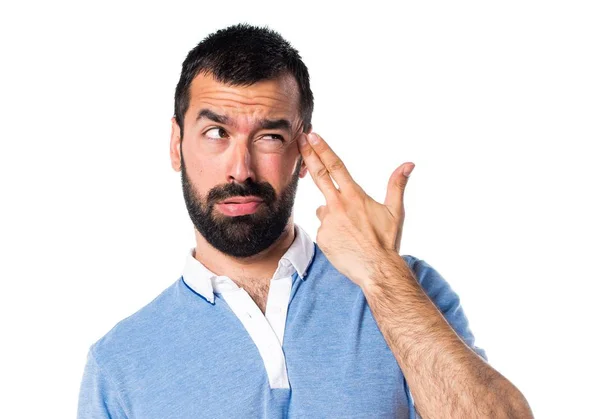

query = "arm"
[402,255,488,362]
[361,252,533,419]
[295,133,533,417]
[77,348,129,419]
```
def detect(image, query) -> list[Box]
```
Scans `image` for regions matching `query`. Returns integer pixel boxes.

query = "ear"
[299,156,308,178]
[170,116,182,172]
[299,125,312,178]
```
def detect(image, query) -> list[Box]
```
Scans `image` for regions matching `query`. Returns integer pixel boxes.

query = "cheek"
[257,153,297,188]
[184,157,219,196]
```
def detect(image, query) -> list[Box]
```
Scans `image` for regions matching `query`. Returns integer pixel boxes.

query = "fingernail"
[298,135,307,146]
[308,133,320,144]
[403,164,415,177]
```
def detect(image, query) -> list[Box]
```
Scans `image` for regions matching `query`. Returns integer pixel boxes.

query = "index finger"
[298,133,340,202]
[305,132,357,192]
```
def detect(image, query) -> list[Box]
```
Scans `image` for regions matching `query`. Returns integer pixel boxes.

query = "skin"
[297,133,534,418]
[169,71,308,313]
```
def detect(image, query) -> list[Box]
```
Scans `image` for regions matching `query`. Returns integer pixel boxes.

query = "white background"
[1,1,598,417]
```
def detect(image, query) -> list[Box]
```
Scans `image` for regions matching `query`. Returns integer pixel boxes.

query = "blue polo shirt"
[77,236,487,418]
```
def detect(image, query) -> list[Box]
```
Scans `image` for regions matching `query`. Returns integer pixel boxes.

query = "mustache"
[207,180,276,205]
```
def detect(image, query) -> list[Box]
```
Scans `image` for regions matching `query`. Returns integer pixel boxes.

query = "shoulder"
[310,246,442,297]
[400,254,450,292]
[400,254,432,275]
[89,278,182,366]
[311,245,437,288]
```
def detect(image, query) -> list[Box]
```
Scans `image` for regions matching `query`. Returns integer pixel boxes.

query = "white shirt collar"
[182,223,315,304]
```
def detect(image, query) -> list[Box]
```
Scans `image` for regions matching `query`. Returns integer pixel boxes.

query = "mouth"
[220,196,264,204]
[216,196,264,216]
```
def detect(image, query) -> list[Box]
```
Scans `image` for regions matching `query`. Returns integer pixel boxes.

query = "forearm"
[360,253,533,419]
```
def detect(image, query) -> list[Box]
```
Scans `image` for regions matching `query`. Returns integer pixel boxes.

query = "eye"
[204,127,228,140]
[260,134,284,142]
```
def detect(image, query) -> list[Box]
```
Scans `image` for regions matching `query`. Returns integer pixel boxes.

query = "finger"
[298,133,340,202]
[316,205,327,221]
[384,162,414,219]
[306,132,357,193]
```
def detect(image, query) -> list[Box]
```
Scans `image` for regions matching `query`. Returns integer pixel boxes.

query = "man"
[77,23,533,418]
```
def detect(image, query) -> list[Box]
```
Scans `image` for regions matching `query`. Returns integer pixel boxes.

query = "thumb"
[384,162,414,218]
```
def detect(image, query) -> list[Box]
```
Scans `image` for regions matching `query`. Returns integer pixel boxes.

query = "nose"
[227,141,256,184]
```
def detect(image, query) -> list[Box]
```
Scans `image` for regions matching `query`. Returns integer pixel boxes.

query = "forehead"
[187,71,301,124]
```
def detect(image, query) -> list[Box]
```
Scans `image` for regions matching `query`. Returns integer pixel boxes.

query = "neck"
[192,220,296,287]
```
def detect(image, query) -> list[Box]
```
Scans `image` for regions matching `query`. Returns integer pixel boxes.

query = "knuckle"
[342,185,362,202]
[348,185,364,198]
[316,167,330,179]
[329,159,345,172]
[328,196,343,210]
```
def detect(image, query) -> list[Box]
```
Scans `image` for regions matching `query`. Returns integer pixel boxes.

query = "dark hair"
[174,23,314,138]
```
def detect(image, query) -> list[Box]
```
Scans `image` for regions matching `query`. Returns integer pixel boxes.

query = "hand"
[297,131,415,288]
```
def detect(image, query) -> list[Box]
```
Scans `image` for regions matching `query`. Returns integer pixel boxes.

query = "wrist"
[360,250,408,294]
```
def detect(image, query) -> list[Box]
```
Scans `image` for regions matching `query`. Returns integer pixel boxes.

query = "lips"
[221,196,264,204]
[216,197,264,216]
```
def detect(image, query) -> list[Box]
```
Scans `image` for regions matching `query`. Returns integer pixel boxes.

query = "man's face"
[170,72,308,258]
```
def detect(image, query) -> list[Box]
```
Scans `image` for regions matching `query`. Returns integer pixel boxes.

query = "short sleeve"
[77,347,129,419]
[402,255,488,362]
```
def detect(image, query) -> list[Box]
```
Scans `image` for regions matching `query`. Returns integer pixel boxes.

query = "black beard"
[180,150,302,258]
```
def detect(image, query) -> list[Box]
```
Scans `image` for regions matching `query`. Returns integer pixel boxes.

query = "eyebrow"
[195,108,292,132]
